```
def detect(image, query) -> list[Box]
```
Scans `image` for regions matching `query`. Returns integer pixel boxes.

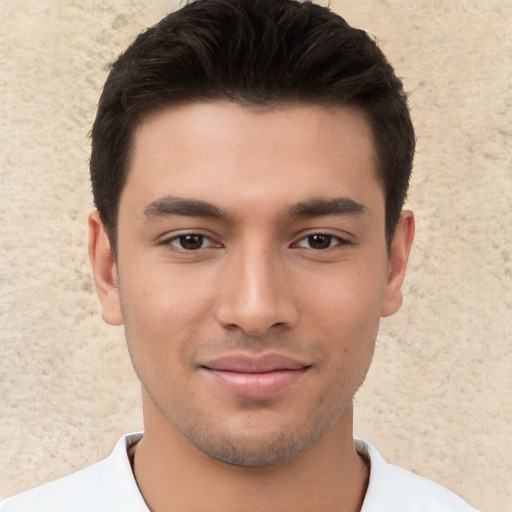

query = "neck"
[132,396,368,512]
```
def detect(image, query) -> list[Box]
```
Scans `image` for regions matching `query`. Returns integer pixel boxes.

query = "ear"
[88,210,123,326]
[381,210,415,318]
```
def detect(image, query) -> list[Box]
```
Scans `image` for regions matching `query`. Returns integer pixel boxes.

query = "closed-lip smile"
[199,353,311,399]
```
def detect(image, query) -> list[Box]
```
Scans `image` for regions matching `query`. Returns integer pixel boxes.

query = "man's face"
[91,101,412,466]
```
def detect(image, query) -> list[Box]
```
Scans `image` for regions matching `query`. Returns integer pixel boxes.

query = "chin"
[181,413,337,468]
[195,436,311,467]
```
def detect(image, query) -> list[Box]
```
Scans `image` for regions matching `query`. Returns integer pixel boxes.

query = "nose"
[214,246,299,336]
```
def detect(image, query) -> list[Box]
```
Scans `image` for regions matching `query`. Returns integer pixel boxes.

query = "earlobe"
[88,210,123,326]
[381,210,415,318]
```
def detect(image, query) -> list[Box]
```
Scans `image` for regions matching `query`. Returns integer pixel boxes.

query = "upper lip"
[200,353,310,373]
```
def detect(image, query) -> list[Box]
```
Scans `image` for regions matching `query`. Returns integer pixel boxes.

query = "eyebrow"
[141,195,368,223]
[142,196,227,221]
[284,197,368,218]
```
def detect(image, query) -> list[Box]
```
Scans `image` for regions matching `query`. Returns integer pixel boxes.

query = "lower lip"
[202,368,309,399]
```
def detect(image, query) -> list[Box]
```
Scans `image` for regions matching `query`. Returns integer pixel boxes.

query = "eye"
[295,233,346,250]
[166,234,218,251]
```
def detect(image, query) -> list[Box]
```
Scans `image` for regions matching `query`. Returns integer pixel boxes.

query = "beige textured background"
[1,1,510,510]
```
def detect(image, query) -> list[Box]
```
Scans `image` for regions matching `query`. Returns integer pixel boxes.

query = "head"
[90,0,415,258]
[88,0,415,469]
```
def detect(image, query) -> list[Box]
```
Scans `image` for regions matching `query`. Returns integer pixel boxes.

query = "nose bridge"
[215,237,297,335]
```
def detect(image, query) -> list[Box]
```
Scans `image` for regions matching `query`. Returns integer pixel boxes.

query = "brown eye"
[306,234,332,249]
[294,233,348,250]
[162,233,221,254]
[177,234,205,250]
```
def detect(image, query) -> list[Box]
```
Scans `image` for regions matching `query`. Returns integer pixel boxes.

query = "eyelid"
[291,231,352,250]
[159,230,223,251]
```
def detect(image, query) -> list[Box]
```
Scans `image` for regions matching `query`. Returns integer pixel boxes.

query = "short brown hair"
[90,0,415,255]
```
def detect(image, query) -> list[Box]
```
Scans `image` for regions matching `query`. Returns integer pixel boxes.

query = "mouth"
[199,353,311,399]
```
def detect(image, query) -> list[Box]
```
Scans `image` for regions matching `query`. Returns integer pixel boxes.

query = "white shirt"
[0,433,477,511]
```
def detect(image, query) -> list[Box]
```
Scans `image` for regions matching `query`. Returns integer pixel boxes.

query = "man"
[0,0,477,510]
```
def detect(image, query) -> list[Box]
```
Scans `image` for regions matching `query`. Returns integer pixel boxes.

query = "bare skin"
[132,398,368,512]
[89,102,414,512]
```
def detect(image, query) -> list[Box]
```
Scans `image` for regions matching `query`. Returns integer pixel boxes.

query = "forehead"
[122,101,382,217]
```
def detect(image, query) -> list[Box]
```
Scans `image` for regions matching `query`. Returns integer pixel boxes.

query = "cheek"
[117,264,216,365]
[299,263,386,331]
[296,263,384,386]
[120,260,213,318]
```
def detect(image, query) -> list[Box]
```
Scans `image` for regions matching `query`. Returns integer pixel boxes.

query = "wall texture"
[0,1,510,510]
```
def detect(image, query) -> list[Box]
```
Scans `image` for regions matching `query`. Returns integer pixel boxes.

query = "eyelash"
[293,233,349,250]
[162,233,221,252]
[161,232,349,252]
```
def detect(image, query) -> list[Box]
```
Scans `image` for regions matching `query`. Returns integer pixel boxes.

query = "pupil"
[180,235,203,250]
[309,234,331,249]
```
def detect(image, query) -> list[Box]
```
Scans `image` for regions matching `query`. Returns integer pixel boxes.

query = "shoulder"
[0,433,147,512]
[356,439,478,512]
